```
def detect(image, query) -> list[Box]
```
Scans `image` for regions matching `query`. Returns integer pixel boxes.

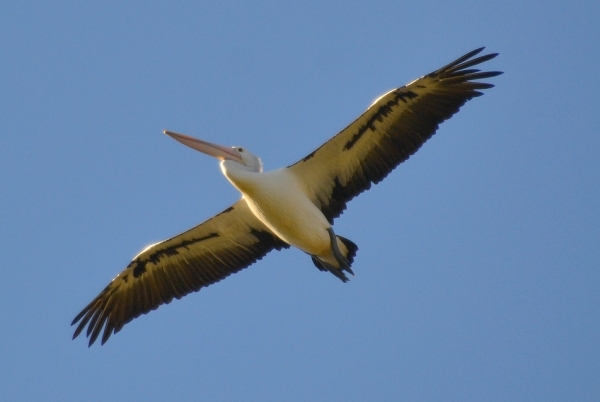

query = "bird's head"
[164,130,262,173]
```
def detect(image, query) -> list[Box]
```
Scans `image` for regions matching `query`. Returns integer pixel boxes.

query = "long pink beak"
[164,130,243,163]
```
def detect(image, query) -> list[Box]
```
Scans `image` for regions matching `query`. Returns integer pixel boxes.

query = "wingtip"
[71,308,86,326]
[430,47,499,78]
[72,320,86,340]
[465,47,486,59]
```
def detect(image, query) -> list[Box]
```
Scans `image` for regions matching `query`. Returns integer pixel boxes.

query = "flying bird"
[72,47,501,346]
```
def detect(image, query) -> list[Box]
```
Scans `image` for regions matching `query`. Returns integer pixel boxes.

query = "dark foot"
[326,228,354,275]
[311,256,349,282]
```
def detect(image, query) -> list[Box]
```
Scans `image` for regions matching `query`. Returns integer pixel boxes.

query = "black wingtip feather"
[432,47,485,76]
[464,71,503,80]
[433,49,501,81]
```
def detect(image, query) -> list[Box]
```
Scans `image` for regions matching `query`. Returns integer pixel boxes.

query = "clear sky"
[1,1,598,401]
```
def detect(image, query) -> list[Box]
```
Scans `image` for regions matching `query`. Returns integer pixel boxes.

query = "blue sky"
[1,1,598,401]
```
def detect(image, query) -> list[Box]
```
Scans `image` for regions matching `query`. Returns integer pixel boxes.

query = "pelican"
[72,48,501,346]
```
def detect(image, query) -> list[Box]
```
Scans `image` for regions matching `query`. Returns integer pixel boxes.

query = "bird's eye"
[237,147,243,152]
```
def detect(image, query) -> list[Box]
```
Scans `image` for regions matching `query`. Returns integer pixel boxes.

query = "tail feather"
[337,236,358,266]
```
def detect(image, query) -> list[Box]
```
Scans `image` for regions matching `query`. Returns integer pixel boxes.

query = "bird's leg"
[326,227,353,275]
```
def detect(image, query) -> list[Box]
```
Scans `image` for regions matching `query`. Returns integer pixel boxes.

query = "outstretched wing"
[72,199,289,346]
[288,47,502,223]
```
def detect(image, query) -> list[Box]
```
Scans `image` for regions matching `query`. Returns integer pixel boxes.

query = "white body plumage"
[222,159,346,268]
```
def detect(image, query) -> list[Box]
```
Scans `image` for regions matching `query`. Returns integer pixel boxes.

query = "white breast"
[222,165,331,256]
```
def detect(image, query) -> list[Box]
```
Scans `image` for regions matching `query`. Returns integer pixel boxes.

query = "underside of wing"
[71,200,289,346]
[288,47,502,223]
